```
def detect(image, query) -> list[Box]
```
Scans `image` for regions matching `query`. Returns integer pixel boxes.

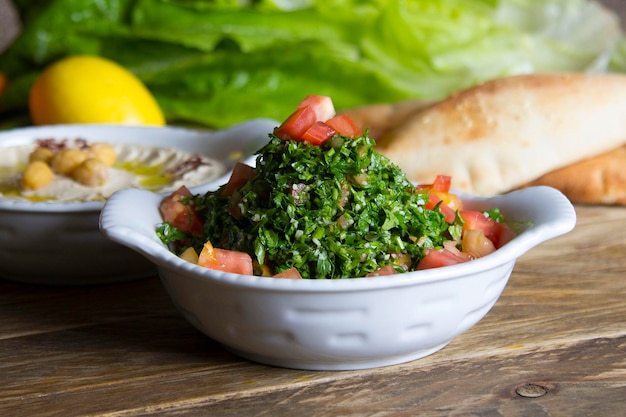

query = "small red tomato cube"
[416,248,471,270]
[221,162,256,197]
[460,211,514,248]
[274,106,317,141]
[198,241,254,275]
[159,186,203,236]
[272,267,303,279]
[325,114,362,138]
[297,95,336,121]
[301,121,336,145]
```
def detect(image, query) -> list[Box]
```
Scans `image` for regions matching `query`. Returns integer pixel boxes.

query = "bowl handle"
[99,188,173,263]
[462,186,577,257]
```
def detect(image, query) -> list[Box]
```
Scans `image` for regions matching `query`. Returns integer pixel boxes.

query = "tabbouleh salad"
[157,96,514,279]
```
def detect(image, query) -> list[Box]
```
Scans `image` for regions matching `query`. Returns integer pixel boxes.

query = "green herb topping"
[168,132,459,279]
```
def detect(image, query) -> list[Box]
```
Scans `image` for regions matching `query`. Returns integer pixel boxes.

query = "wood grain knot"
[515,383,548,398]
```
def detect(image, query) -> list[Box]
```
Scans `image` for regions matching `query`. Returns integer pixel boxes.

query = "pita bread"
[374,73,626,196]
[524,144,626,205]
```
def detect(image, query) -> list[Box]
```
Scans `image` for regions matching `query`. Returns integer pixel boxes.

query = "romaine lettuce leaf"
[1,0,624,128]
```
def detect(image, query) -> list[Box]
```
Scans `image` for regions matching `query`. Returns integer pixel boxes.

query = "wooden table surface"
[1,205,625,416]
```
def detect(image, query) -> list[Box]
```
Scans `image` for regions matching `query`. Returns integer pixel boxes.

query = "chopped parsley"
[160,132,465,279]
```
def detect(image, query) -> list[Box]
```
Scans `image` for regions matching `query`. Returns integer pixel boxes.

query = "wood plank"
[2,333,623,416]
[153,336,626,417]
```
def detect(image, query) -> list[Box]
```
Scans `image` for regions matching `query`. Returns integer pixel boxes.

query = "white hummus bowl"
[100,185,576,370]
[0,120,277,285]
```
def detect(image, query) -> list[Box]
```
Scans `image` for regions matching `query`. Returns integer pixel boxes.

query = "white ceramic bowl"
[0,120,277,285]
[100,185,576,370]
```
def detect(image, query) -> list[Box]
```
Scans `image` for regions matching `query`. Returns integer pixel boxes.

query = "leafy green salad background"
[1,0,626,129]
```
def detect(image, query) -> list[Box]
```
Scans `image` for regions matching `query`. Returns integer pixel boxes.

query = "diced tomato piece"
[416,175,453,192]
[272,267,303,279]
[425,194,456,223]
[439,204,456,224]
[301,121,336,145]
[445,192,463,211]
[460,210,514,248]
[0,72,7,96]
[223,163,256,220]
[159,186,203,236]
[297,95,336,121]
[415,175,463,223]
[431,175,452,192]
[179,247,199,263]
[461,211,497,239]
[462,229,496,258]
[221,162,256,197]
[198,240,218,264]
[274,106,317,141]
[212,248,253,275]
[325,114,362,138]
[497,223,516,247]
[418,175,462,223]
[417,247,471,270]
[198,241,254,275]
[425,190,462,223]
[460,211,490,230]
[366,265,398,277]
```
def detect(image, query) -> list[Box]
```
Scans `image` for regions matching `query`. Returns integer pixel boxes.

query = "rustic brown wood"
[0,204,625,416]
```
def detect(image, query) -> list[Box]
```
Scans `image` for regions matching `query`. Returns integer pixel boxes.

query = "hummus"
[0,138,227,202]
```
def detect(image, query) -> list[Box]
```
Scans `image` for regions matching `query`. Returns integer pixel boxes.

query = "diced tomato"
[297,95,336,121]
[439,205,456,224]
[417,175,462,223]
[0,72,7,96]
[159,186,203,236]
[221,162,256,197]
[277,96,361,143]
[444,192,463,212]
[497,223,516,247]
[417,247,472,270]
[425,191,461,223]
[425,194,457,223]
[272,267,303,279]
[179,247,199,263]
[198,240,218,265]
[366,265,398,277]
[460,210,514,248]
[274,106,317,141]
[301,121,336,145]
[461,211,498,241]
[431,175,452,192]
[198,240,254,275]
[325,114,362,138]
[461,229,496,258]
[223,162,257,220]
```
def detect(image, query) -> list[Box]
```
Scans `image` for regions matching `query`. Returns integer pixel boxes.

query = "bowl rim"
[100,184,577,292]
[0,120,277,213]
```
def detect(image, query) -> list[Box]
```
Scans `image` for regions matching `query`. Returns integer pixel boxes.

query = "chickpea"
[28,147,55,164]
[71,158,109,187]
[86,143,116,167]
[21,160,54,190]
[50,148,87,175]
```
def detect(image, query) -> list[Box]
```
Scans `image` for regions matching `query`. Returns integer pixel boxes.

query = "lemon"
[29,55,165,126]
